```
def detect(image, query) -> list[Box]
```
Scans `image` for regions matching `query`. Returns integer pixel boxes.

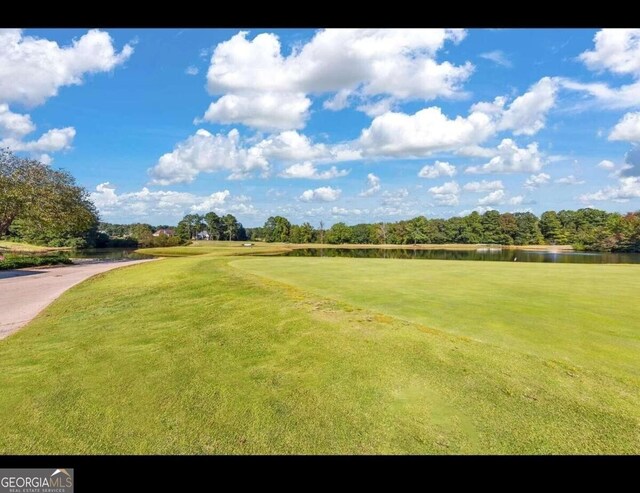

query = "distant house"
[153,228,175,237]
[196,231,210,240]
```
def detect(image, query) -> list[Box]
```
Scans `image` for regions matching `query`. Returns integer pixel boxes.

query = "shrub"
[0,253,73,270]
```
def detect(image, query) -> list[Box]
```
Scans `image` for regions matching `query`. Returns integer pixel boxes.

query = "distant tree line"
[246,209,640,252]
[96,222,183,248]
[175,212,247,241]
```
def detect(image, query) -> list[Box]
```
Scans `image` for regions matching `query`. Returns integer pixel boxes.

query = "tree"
[223,214,238,241]
[129,223,154,247]
[299,222,315,243]
[376,222,387,245]
[406,216,429,245]
[204,212,223,240]
[0,149,97,242]
[481,210,502,244]
[539,211,567,244]
[514,212,543,245]
[326,222,352,244]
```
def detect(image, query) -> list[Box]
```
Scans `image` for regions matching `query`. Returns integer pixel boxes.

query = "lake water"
[282,248,640,264]
[70,248,154,261]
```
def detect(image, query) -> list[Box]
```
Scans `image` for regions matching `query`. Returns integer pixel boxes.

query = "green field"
[0,248,638,453]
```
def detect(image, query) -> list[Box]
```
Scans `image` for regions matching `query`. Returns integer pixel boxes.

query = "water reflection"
[70,248,153,261]
[282,248,640,264]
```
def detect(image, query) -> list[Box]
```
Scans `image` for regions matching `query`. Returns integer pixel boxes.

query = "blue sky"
[2,28,640,227]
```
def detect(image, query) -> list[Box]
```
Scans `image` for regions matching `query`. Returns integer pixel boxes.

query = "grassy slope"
[0,240,68,252]
[233,258,640,378]
[0,252,638,453]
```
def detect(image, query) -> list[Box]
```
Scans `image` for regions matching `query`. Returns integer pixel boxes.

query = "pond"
[282,248,640,264]
[70,248,154,261]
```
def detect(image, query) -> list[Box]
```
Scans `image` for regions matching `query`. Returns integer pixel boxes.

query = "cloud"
[508,195,524,205]
[189,190,231,212]
[580,176,640,202]
[463,180,504,192]
[356,97,395,117]
[478,189,505,206]
[579,29,640,77]
[323,89,351,111]
[90,183,255,220]
[598,159,616,169]
[0,104,35,138]
[555,175,585,185]
[428,180,460,206]
[185,65,199,75]
[465,139,545,174]
[561,31,640,110]
[148,129,269,184]
[200,92,311,131]
[418,160,457,178]
[256,130,332,162]
[203,29,473,130]
[0,29,133,107]
[497,77,558,135]
[524,172,551,189]
[480,50,512,67]
[1,127,76,164]
[359,106,494,157]
[279,161,349,179]
[299,186,341,202]
[609,112,640,143]
[381,188,409,205]
[559,79,640,110]
[331,206,366,216]
[359,173,381,196]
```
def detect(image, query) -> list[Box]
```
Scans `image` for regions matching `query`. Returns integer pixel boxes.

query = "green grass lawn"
[0,240,67,253]
[0,253,638,454]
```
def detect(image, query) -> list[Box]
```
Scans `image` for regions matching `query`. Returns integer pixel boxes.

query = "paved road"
[0,259,156,340]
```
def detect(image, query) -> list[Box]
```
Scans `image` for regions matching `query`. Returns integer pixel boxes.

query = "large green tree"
[204,212,223,240]
[0,150,98,243]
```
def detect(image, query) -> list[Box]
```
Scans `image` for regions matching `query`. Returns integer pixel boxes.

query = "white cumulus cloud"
[299,186,341,202]
[359,173,381,196]
[463,180,504,192]
[90,183,254,220]
[609,112,640,143]
[418,160,457,178]
[598,159,616,170]
[498,77,558,136]
[465,139,545,174]
[201,92,311,131]
[579,29,640,77]
[524,172,551,190]
[360,106,494,157]
[202,29,473,130]
[580,176,640,202]
[0,104,35,138]
[148,129,269,185]
[428,180,460,206]
[279,161,349,179]
[478,189,505,206]
[0,29,133,107]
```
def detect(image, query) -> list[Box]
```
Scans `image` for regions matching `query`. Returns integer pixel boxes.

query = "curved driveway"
[0,259,156,339]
